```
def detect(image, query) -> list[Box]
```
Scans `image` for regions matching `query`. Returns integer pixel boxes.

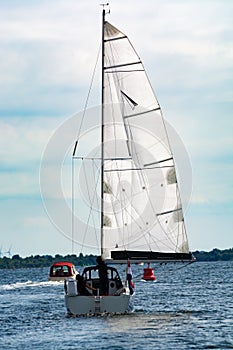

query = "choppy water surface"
[0,262,232,349]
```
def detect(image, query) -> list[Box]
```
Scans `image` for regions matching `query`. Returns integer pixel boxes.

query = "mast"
[100,8,105,256]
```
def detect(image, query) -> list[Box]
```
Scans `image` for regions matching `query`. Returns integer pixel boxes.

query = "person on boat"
[126,260,134,295]
[55,267,64,276]
[95,256,108,295]
[76,274,96,296]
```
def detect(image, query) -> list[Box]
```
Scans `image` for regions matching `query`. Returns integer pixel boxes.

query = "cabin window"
[52,266,70,276]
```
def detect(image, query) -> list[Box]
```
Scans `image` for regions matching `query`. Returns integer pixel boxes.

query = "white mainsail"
[102,21,192,262]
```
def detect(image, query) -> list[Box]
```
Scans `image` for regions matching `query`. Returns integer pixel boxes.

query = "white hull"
[64,265,133,316]
[49,275,76,282]
[65,293,131,316]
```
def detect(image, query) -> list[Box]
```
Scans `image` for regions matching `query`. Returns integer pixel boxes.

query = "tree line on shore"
[0,253,97,270]
[0,248,232,269]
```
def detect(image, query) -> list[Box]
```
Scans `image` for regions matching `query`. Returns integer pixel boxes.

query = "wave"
[0,280,61,291]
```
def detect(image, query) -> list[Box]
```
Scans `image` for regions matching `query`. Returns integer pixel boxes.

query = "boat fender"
[67,279,78,296]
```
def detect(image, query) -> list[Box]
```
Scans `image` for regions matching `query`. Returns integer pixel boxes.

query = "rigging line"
[106,43,132,164]
[92,158,102,248]
[117,134,173,172]
[145,224,177,252]
[71,157,75,254]
[110,69,138,83]
[112,127,177,250]
[151,175,185,248]
[125,124,144,188]
[134,208,173,252]
[107,44,132,158]
[135,48,162,114]
[107,35,127,91]
[71,174,92,251]
[104,154,129,244]
[135,134,172,160]
[72,43,101,156]
[127,125,160,227]
[117,88,132,158]
[133,261,194,281]
[175,184,180,251]
[117,164,178,251]
[105,30,128,244]
[80,160,94,251]
[121,104,172,170]
[107,37,135,159]
[122,34,172,159]
[168,172,185,252]
[107,39,139,158]
[104,172,126,246]
[105,73,118,157]
[119,168,133,247]
[106,25,121,74]
[64,159,82,251]
[80,160,100,252]
[175,261,195,270]
[155,213,181,249]
[105,25,132,153]
[126,191,176,251]
[106,35,124,155]
[106,176,164,251]
[104,34,117,148]
[177,184,189,253]
[85,160,100,247]
[106,182,144,235]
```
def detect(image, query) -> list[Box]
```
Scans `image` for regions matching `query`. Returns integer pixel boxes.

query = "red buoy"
[142,263,156,281]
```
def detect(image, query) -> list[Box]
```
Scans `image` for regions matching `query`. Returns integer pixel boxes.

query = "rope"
[73,44,101,156]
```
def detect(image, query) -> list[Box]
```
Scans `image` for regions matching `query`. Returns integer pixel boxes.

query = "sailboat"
[64,7,195,316]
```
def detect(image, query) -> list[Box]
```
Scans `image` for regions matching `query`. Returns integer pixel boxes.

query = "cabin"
[49,262,77,281]
[81,266,124,295]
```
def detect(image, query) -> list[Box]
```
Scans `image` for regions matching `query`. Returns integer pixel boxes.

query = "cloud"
[0,0,232,255]
[23,216,49,228]
[0,117,57,164]
[0,1,101,117]
[0,116,62,199]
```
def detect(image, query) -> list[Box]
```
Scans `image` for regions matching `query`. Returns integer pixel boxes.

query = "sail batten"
[105,61,142,70]
[144,157,173,167]
[104,166,174,172]
[124,108,161,119]
[156,208,182,217]
[106,70,144,73]
[104,35,127,42]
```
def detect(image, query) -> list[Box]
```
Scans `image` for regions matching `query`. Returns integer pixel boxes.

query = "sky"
[0,0,232,258]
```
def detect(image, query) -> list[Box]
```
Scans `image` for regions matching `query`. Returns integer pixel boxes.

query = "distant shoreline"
[0,248,232,269]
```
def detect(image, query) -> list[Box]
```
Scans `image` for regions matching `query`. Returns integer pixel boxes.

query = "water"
[0,262,232,349]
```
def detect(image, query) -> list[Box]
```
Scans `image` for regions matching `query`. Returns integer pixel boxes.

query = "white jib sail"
[102,21,190,260]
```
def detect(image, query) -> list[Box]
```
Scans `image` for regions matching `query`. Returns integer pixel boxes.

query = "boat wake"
[0,280,61,291]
